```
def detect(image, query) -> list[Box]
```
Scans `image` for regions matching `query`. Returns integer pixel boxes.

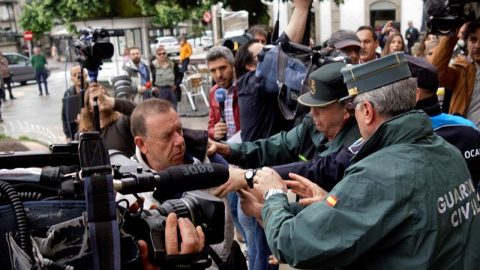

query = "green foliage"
[152,3,191,30]
[0,134,12,140]
[136,0,158,15]
[112,0,143,17]
[192,1,212,20]
[19,2,54,40]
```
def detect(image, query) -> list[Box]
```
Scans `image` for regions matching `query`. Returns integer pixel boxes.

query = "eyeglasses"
[346,102,359,110]
[346,101,375,110]
[157,52,166,56]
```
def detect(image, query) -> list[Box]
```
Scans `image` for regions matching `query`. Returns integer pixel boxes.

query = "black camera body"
[426,0,479,36]
[122,190,225,265]
[73,27,125,78]
[0,132,228,269]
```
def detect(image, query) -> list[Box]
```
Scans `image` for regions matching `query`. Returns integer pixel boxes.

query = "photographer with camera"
[127,98,239,269]
[77,82,136,156]
[431,19,480,129]
[61,65,88,141]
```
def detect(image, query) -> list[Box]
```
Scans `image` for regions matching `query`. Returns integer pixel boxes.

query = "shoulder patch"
[348,137,365,154]
[326,195,338,207]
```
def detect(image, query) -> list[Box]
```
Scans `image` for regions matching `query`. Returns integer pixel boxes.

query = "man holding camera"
[432,19,480,129]
[61,65,88,141]
[128,98,235,268]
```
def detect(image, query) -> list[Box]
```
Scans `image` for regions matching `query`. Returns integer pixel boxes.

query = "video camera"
[73,27,125,76]
[222,33,253,54]
[425,0,479,36]
[0,132,229,269]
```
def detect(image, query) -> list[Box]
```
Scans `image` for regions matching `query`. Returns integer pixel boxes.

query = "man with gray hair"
[206,46,239,142]
[252,52,479,268]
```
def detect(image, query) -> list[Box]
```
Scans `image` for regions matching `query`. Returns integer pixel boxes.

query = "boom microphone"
[113,162,229,195]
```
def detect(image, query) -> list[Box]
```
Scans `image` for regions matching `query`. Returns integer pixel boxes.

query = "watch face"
[245,170,254,179]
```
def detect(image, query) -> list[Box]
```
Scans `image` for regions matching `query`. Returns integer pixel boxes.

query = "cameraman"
[432,19,480,129]
[139,213,206,270]
[127,98,234,269]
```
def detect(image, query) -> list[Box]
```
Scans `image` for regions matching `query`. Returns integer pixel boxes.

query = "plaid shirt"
[224,86,237,140]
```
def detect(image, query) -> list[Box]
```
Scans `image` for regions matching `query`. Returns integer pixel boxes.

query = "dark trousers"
[3,77,13,99]
[181,58,190,73]
[35,70,49,94]
[155,86,177,111]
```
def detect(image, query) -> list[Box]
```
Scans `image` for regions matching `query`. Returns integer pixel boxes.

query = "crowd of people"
[4,0,480,268]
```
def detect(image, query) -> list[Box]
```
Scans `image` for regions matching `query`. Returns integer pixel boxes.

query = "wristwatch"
[244,169,256,188]
[264,189,287,200]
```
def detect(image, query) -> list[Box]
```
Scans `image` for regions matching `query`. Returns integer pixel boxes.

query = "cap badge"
[310,79,316,95]
[348,87,359,96]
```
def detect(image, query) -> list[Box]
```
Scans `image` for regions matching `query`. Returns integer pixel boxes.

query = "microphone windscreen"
[215,88,227,103]
[153,163,229,200]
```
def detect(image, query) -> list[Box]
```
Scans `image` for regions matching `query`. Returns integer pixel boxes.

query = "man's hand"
[268,255,280,265]
[284,173,327,206]
[238,189,263,220]
[206,138,218,156]
[254,167,287,198]
[166,214,205,255]
[213,122,228,141]
[382,21,393,35]
[138,213,205,270]
[212,168,248,198]
[207,139,231,158]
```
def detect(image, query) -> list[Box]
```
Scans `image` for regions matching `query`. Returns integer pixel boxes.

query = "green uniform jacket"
[262,111,479,269]
[227,115,360,168]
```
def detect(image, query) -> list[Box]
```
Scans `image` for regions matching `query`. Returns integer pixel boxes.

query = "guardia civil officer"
[253,52,479,269]
[271,56,480,191]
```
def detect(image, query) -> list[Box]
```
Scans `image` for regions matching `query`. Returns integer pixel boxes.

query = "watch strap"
[245,169,256,188]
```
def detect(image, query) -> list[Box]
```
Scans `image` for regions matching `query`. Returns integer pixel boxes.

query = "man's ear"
[415,88,422,102]
[363,101,375,125]
[134,136,148,155]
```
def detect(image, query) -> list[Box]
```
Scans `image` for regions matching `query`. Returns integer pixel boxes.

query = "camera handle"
[79,132,120,270]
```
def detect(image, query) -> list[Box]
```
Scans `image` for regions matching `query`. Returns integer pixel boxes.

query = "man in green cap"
[253,52,479,269]
[211,62,360,197]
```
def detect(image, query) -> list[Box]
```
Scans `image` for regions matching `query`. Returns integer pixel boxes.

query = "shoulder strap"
[207,245,224,266]
[79,133,120,270]
[277,43,295,120]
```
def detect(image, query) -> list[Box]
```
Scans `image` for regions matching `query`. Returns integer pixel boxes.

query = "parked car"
[149,36,180,55]
[3,52,50,85]
[201,30,213,48]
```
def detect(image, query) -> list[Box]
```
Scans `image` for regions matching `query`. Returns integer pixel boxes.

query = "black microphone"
[113,163,229,196]
[215,88,227,122]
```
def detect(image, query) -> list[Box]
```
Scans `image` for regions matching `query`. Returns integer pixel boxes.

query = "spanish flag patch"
[326,195,338,207]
